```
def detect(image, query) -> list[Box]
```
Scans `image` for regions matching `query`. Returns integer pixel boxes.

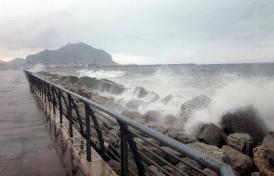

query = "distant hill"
[26,43,116,66]
[0,58,25,70]
[7,58,25,67]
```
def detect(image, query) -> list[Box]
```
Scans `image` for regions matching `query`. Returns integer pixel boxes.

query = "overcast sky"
[1,0,274,64]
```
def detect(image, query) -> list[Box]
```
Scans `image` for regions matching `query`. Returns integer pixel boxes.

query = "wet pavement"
[0,70,66,176]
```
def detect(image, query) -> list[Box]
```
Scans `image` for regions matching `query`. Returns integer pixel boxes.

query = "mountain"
[7,58,25,67]
[0,58,26,70]
[26,43,116,66]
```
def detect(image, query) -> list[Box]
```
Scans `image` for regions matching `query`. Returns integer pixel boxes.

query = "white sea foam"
[76,66,274,132]
[30,63,46,73]
[77,69,127,79]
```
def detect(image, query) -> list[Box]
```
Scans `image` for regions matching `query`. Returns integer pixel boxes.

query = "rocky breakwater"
[39,72,274,176]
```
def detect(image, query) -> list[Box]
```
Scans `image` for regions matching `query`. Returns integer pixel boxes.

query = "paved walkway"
[0,70,66,176]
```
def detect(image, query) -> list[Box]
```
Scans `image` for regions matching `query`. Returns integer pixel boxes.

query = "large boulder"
[176,157,203,176]
[125,100,144,110]
[226,133,254,155]
[164,114,177,125]
[187,142,225,161]
[221,106,269,143]
[164,128,197,144]
[253,145,274,176]
[180,95,211,120]
[142,110,162,122]
[263,132,274,149]
[78,76,99,89]
[121,110,142,120]
[133,87,148,98]
[222,145,253,175]
[161,95,173,104]
[196,124,224,147]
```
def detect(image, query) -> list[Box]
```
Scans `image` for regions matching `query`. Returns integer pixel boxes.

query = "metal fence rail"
[24,70,234,176]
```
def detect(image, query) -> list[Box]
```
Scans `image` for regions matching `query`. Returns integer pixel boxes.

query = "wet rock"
[145,91,160,103]
[221,106,269,143]
[164,114,177,125]
[143,110,162,122]
[263,132,274,149]
[196,124,224,147]
[200,168,218,176]
[222,145,253,175]
[253,145,274,176]
[161,95,173,104]
[180,95,211,120]
[187,142,225,161]
[176,157,203,176]
[125,100,143,109]
[158,146,182,164]
[165,128,197,144]
[134,137,160,147]
[139,146,165,165]
[98,79,125,95]
[148,165,165,176]
[250,172,260,176]
[91,95,113,106]
[63,75,78,84]
[133,87,148,98]
[226,133,254,155]
[78,76,99,89]
[146,123,166,134]
[121,110,142,120]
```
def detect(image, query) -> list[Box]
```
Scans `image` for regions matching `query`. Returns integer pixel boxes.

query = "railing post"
[119,122,129,176]
[68,94,73,137]
[58,89,63,124]
[85,103,91,161]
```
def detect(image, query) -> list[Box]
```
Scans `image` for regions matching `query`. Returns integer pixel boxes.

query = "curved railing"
[24,70,234,176]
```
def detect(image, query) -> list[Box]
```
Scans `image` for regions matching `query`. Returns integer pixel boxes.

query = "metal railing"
[24,70,234,176]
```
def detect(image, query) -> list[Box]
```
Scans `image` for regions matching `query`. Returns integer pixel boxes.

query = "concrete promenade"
[0,70,66,176]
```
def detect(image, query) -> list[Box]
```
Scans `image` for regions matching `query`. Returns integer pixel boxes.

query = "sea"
[34,63,274,133]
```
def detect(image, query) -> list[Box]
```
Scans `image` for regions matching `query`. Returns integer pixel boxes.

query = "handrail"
[24,69,235,176]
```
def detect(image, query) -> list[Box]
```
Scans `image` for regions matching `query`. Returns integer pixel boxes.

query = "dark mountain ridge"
[26,42,116,66]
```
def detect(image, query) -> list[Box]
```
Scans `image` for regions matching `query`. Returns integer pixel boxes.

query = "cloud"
[0,0,274,63]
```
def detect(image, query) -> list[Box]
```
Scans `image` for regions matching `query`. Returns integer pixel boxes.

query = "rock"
[200,168,218,176]
[147,165,165,176]
[133,87,148,98]
[176,157,203,176]
[164,114,177,125]
[226,133,254,155]
[222,145,253,175]
[180,95,211,120]
[165,128,197,144]
[253,145,274,176]
[142,110,162,122]
[250,172,260,176]
[78,76,99,89]
[125,100,144,109]
[161,95,173,104]
[221,106,269,143]
[187,142,225,161]
[121,110,142,120]
[158,146,182,164]
[100,79,125,95]
[263,132,274,149]
[196,124,224,147]
[139,146,165,165]
[65,75,78,84]
[145,91,160,103]
[134,137,160,147]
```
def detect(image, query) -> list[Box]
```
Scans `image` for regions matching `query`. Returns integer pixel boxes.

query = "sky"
[1,0,274,64]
